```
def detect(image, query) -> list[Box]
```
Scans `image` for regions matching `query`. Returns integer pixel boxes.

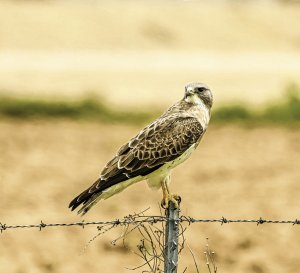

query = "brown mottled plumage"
[69,83,213,215]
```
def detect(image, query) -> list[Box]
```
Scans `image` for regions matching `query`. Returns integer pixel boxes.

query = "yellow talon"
[161,176,181,208]
[161,194,181,209]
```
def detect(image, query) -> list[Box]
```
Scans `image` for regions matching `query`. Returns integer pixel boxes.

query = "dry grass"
[0,1,300,107]
[0,120,299,273]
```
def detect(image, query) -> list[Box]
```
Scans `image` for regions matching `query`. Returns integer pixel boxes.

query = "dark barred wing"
[69,115,204,212]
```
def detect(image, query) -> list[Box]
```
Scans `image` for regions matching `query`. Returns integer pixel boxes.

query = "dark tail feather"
[69,189,102,216]
[69,190,91,211]
[69,193,85,211]
[69,164,163,215]
[68,174,128,214]
[69,176,104,214]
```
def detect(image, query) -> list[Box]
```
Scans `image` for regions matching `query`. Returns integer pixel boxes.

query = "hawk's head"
[184,83,213,109]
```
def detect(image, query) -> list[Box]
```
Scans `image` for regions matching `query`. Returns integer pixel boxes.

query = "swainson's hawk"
[69,83,213,215]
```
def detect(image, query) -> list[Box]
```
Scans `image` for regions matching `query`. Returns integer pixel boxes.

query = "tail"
[68,173,128,215]
[69,177,104,216]
[69,163,160,215]
[69,190,102,216]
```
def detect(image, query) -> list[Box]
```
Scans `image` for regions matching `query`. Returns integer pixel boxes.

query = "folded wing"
[69,115,204,214]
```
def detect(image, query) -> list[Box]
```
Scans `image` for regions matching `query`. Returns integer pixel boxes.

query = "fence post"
[164,200,180,273]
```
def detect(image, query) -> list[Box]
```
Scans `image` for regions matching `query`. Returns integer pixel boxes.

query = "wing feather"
[69,115,204,213]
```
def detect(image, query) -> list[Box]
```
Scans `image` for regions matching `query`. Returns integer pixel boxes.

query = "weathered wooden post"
[164,201,180,273]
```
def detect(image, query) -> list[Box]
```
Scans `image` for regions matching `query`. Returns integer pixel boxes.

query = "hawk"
[69,83,213,215]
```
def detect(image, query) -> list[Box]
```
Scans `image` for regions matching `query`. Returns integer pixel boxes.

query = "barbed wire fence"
[1,202,299,273]
[1,214,299,232]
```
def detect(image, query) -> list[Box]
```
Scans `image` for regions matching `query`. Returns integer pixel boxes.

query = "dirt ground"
[0,120,299,273]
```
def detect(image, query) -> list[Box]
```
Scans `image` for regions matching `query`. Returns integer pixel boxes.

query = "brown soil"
[0,120,299,273]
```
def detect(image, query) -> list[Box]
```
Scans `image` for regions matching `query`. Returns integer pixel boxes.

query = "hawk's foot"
[161,194,181,209]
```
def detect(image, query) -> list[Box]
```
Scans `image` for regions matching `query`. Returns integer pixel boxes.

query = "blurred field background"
[0,0,300,273]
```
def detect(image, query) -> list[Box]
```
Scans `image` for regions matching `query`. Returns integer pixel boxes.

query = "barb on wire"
[0,216,299,232]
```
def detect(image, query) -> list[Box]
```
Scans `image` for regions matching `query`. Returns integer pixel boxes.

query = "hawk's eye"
[196,87,206,93]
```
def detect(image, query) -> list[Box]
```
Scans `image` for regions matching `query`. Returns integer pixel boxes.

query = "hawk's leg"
[161,176,181,209]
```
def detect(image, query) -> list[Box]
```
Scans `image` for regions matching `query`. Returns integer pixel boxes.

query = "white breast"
[185,94,210,129]
[146,144,196,190]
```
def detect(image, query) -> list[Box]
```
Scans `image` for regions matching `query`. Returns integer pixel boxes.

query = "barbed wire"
[1,211,299,273]
[1,215,299,232]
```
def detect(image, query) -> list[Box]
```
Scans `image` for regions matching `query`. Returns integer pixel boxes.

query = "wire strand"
[1,215,299,232]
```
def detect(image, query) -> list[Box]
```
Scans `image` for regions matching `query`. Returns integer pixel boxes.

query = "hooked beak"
[184,87,194,99]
